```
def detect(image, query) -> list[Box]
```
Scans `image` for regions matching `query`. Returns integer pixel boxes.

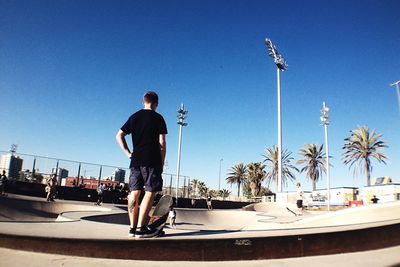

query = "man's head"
[296,182,301,187]
[143,91,159,110]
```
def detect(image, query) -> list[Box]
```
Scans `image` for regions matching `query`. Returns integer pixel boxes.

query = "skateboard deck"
[286,207,297,216]
[149,194,173,223]
[148,195,173,236]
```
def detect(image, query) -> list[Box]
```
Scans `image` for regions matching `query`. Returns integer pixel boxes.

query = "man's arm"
[159,134,166,168]
[116,130,132,158]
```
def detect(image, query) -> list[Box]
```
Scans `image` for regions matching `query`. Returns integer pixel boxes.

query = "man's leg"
[134,166,162,238]
[137,191,156,228]
[128,190,141,229]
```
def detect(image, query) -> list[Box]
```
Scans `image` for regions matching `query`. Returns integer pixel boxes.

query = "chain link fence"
[0,151,192,197]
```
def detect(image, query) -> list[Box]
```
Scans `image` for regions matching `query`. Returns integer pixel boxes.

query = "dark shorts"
[129,166,163,192]
[296,200,303,209]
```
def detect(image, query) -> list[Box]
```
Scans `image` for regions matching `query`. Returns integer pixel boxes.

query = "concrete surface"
[0,245,399,267]
[0,193,400,263]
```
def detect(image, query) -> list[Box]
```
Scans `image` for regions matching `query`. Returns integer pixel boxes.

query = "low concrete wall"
[4,181,254,209]
[173,197,254,209]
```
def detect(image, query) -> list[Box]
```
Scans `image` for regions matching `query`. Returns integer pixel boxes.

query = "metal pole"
[394,82,400,113]
[390,81,400,113]
[32,157,36,176]
[324,122,331,211]
[169,174,173,195]
[184,177,186,198]
[321,102,331,211]
[77,162,81,185]
[98,166,102,185]
[55,160,59,184]
[188,178,190,197]
[277,68,282,193]
[176,123,183,205]
[218,159,223,191]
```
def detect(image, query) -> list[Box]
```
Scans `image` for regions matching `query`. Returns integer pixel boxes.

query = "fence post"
[77,163,81,186]
[32,157,36,176]
[98,165,102,185]
[169,174,173,195]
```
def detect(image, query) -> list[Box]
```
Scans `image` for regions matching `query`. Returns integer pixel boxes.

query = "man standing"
[296,182,304,215]
[116,91,167,238]
[0,171,8,196]
[96,183,105,206]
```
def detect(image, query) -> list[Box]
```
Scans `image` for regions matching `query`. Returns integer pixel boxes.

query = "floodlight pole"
[218,158,223,191]
[390,81,400,113]
[265,38,288,193]
[176,103,188,206]
[277,68,282,193]
[320,102,331,211]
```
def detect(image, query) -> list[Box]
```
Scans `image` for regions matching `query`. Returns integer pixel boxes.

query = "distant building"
[363,183,400,204]
[113,168,126,183]
[0,154,23,179]
[64,177,119,190]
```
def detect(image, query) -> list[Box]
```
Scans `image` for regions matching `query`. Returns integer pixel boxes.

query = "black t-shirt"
[121,109,168,168]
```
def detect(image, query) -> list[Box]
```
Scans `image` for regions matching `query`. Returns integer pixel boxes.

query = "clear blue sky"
[1,0,399,193]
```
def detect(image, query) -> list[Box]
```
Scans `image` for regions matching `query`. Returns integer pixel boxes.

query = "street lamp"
[390,80,400,113]
[176,103,188,206]
[265,38,288,193]
[218,158,223,191]
[320,102,331,211]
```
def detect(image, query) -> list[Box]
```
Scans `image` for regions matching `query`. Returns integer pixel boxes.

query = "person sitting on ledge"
[371,195,379,204]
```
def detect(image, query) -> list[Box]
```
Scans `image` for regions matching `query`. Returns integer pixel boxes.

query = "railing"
[0,151,192,197]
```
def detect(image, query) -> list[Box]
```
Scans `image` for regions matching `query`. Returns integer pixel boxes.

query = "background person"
[45,174,57,202]
[371,195,380,204]
[207,196,213,210]
[0,170,8,196]
[296,182,304,215]
[96,183,105,205]
[168,207,176,228]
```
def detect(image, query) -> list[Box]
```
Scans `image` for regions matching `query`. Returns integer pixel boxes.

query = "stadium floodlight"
[265,38,288,71]
[10,144,18,154]
[264,37,288,193]
[176,103,188,205]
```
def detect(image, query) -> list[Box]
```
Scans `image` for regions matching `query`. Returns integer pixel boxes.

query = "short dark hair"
[143,91,159,105]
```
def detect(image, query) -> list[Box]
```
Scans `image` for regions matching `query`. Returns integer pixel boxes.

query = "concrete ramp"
[296,201,400,227]
[0,195,109,222]
[174,209,259,231]
[0,195,400,261]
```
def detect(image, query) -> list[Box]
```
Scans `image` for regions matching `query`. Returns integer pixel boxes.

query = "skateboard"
[286,207,298,216]
[148,194,173,237]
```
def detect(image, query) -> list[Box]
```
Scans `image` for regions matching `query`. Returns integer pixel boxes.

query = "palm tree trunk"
[312,179,316,191]
[365,159,370,186]
[237,182,241,197]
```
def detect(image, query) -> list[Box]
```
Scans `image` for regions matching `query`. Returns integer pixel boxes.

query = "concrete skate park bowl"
[0,194,400,261]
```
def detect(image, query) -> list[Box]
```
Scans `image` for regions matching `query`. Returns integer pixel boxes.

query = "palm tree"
[226,163,247,197]
[197,181,209,198]
[208,189,219,198]
[263,146,298,192]
[246,162,266,197]
[342,126,388,186]
[297,144,327,191]
[219,189,231,200]
[190,179,201,198]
